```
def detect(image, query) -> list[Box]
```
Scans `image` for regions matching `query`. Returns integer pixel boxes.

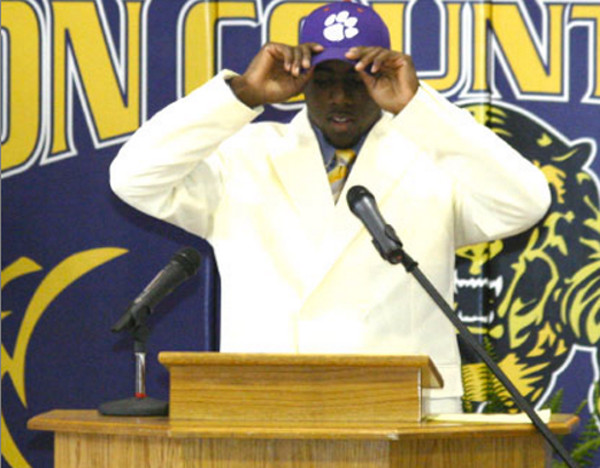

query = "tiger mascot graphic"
[454,102,600,412]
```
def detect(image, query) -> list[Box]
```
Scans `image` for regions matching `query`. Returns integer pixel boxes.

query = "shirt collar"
[310,124,368,171]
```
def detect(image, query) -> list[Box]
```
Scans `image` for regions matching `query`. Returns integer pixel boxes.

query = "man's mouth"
[331,115,351,123]
[328,113,354,129]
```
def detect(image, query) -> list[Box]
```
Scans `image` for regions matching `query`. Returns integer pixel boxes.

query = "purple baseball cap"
[300,1,390,67]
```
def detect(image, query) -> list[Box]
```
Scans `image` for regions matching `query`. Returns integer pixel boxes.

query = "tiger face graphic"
[455,103,600,410]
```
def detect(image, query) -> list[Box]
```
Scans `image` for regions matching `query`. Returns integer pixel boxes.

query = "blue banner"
[2,0,599,466]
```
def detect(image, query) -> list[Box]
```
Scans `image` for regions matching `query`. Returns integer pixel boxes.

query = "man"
[110,1,550,413]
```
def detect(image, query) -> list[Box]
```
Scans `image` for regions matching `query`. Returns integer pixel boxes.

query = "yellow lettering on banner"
[571,5,600,100]
[51,1,141,155]
[422,2,463,92]
[268,2,325,47]
[471,2,491,93]
[371,2,406,53]
[1,1,43,172]
[472,2,565,96]
[182,1,257,96]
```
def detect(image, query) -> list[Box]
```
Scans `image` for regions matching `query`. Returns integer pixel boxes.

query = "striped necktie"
[328,149,357,202]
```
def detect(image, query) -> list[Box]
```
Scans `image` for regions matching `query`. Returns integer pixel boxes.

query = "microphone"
[346,185,406,265]
[111,247,202,332]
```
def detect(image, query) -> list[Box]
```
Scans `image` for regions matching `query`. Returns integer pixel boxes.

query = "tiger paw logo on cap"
[299,2,390,67]
[323,11,359,42]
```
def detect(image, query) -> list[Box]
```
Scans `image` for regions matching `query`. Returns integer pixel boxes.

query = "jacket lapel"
[269,109,334,245]
[321,112,419,272]
[269,109,419,301]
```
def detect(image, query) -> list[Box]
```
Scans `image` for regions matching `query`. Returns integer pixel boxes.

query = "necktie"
[328,149,357,202]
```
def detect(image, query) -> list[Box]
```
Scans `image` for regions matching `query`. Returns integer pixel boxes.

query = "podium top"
[158,352,443,389]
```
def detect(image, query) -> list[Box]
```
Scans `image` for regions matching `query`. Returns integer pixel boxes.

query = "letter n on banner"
[50,0,142,159]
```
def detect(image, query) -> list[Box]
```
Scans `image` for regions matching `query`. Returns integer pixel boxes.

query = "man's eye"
[314,79,332,87]
[347,78,364,87]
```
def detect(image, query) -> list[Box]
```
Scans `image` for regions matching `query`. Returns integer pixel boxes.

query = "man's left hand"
[345,47,418,115]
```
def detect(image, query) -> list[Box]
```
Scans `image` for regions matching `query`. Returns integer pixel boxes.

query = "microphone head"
[172,247,202,277]
[346,185,374,213]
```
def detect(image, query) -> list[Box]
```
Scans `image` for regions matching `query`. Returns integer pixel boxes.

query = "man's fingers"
[346,47,408,73]
[264,43,294,72]
[356,69,376,89]
[270,42,322,76]
[351,48,418,114]
[350,47,385,72]
[371,50,400,74]
[299,43,324,72]
[290,47,303,75]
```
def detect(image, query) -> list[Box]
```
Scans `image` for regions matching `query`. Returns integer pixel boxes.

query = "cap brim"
[310,48,356,68]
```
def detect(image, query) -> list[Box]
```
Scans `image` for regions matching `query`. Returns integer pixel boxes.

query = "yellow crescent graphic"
[1,247,128,468]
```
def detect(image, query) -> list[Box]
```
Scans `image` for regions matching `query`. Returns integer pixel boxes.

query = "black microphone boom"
[345,184,579,468]
[347,186,409,266]
[111,247,202,332]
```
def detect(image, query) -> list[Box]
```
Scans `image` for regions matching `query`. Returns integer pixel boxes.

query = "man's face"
[304,60,382,149]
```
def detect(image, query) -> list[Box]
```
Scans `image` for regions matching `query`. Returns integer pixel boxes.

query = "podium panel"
[28,353,577,467]
[159,353,443,424]
[29,410,573,468]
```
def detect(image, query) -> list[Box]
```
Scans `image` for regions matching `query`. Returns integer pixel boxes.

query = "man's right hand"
[229,42,323,108]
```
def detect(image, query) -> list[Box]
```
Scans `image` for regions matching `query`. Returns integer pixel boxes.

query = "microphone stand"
[381,225,579,468]
[98,306,168,416]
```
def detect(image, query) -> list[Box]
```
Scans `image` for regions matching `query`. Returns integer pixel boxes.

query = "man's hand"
[229,42,324,108]
[345,47,418,115]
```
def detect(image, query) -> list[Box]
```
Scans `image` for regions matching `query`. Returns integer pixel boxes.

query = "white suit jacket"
[110,71,551,400]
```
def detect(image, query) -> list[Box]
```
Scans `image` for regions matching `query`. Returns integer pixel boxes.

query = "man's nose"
[329,81,352,104]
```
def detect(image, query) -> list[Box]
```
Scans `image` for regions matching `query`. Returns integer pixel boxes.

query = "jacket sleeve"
[109,70,262,236]
[391,82,551,247]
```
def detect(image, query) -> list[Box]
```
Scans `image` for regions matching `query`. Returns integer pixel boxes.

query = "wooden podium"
[28,352,577,467]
